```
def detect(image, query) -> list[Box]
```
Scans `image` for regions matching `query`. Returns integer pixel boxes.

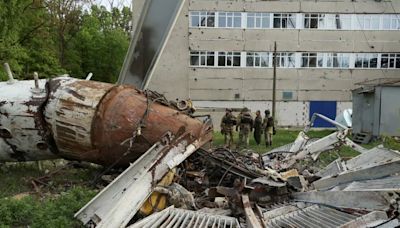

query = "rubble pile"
[74,114,400,227]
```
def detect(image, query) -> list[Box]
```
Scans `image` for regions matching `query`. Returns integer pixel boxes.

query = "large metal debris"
[118,0,185,89]
[0,76,212,166]
[263,113,366,171]
[75,131,211,227]
[293,190,398,211]
[263,203,387,228]
[128,206,241,228]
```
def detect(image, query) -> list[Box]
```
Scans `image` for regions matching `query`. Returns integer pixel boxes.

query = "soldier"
[220,108,236,148]
[253,110,262,145]
[263,109,275,147]
[237,107,253,149]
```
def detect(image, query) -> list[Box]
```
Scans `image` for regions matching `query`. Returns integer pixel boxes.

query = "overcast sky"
[96,0,132,9]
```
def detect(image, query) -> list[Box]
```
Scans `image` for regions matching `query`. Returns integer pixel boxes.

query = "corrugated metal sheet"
[129,207,240,228]
[265,205,360,228]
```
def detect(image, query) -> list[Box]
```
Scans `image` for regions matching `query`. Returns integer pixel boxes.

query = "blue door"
[309,101,337,128]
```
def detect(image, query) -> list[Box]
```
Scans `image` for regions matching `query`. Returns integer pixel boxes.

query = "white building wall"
[148,0,400,128]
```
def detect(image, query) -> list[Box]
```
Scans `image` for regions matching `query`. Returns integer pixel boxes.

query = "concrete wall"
[148,0,400,128]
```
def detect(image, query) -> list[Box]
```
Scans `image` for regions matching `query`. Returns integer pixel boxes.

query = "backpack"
[267,117,274,127]
[241,114,253,124]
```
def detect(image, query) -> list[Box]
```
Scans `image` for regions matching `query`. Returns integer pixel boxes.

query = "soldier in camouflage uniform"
[263,109,275,147]
[253,110,263,145]
[237,107,253,149]
[220,108,236,148]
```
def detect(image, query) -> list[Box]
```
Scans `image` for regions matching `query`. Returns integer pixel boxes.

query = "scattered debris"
[2,75,399,227]
[72,113,400,228]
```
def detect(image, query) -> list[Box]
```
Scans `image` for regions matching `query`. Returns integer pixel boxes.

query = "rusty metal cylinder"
[0,77,212,166]
[44,77,210,166]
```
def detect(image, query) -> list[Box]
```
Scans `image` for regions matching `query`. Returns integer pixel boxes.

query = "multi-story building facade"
[146,0,400,128]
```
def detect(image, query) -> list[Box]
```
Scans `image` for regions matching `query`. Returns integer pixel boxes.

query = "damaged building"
[127,0,400,128]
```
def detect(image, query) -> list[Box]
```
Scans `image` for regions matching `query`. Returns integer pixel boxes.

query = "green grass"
[213,129,400,167]
[0,186,96,228]
[0,161,100,227]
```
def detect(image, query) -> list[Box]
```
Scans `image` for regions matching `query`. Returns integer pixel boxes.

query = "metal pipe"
[313,113,348,130]
[85,72,93,80]
[3,63,15,83]
[272,41,277,119]
[33,72,39,89]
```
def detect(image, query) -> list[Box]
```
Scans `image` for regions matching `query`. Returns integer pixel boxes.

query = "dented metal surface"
[0,77,212,166]
[45,77,114,162]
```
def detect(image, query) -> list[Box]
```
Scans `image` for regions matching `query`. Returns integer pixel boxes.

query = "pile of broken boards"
[77,142,400,228]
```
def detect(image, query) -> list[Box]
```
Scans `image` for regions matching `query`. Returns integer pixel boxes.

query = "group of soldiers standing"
[220,107,275,149]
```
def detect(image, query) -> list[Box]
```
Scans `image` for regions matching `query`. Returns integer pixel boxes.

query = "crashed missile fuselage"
[0,77,212,166]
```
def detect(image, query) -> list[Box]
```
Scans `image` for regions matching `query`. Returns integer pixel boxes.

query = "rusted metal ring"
[36,142,48,150]
[0,128,12,138]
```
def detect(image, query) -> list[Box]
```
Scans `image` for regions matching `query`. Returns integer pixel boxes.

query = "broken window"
[355,53,378,69]
[218,12,241,28]
[301,53,317,68]
[318,14,336,29]
[247,13,270,29]
[336,14,352,30]
[276,52,295,68]
[304,14,319,29]
[326,53,350,68]
[355,15,380,30]
[190,12,200,27]
[190,51,215,67]
[317,53,324,67]
[246,52,270,67]
[383,14,400,30]
[381,53,400,69]
[273,13,296,29]
[189,11,215,27]
[218,52,241,67]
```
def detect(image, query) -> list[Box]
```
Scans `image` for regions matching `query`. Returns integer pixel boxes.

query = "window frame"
[190,51,216,67]
[301,53,318,68]
[354,53,379,69]
[273,13,296,29]
[275,52,296,68]
[189,11,216,28]
[246,52,270,68]
[381,53,400,69]
[218,52,242,67]
[247,12,271,29]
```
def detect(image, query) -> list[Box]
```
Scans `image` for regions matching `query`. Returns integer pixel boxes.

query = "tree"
[65,5,130,82]
[44,0,86,67]
[0,0,131,82]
